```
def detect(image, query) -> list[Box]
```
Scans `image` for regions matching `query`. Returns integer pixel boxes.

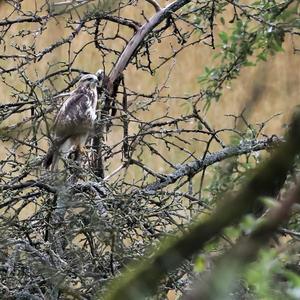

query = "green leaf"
[219,31,228,44]
[194,255,206,273]
[240,214,257,234]
[244,60,256,67]
[257,52,268,61]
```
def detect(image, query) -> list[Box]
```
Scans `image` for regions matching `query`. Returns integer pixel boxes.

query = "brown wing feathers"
[43,74,98,169]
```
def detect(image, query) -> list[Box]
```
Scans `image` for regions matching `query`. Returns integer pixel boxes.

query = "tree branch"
[192,182,300,300]
[145,0,162,12]
[101,110,300,300]
[143,136,282,194]
[0,180,56,193]
[108,0,191,85]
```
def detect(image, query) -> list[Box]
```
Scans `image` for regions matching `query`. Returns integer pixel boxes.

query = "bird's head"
[95,69,105,89]
[78,74,98,89]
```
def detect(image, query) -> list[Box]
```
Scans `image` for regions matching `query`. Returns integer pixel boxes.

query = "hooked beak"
[96,69,105,87]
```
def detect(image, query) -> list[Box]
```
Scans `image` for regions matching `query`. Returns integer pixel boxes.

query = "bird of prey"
[44,73,103,170]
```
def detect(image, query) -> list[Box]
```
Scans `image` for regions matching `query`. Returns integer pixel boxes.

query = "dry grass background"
[1,0,300,180]
[0,3,299,298]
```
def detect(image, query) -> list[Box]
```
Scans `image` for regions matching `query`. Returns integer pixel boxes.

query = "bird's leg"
[69,145,88,180]
[72,144,88,164]
[78,144,87,156]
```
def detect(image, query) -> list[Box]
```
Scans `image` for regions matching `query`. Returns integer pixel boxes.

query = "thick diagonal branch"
[93,0,191,177]
[108,0,191,85]
[192,182,300,300]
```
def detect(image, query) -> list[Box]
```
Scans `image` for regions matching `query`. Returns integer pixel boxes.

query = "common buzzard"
[44,73,103,169]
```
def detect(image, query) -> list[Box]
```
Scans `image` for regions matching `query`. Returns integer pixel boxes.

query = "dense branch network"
[0,0,300,299]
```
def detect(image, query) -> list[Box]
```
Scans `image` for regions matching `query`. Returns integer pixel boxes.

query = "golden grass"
[1,0,300,174]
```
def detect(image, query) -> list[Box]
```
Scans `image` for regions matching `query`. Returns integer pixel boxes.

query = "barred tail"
[43,137,68,169]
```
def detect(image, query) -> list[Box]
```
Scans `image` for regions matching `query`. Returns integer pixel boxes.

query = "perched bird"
[43,73,101,170]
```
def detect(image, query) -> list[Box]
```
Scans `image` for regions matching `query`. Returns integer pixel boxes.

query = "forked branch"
[108,0,191,86]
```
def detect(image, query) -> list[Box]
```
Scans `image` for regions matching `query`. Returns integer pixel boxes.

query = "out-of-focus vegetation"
[1,0,300,299]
